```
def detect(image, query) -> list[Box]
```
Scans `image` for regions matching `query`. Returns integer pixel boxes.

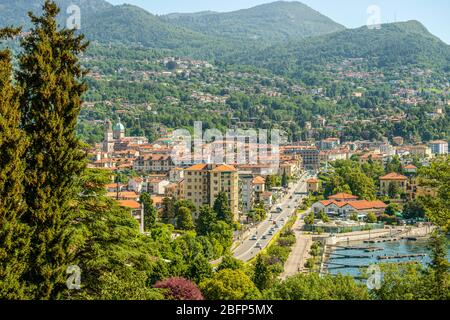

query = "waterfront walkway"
[281,211,312,280]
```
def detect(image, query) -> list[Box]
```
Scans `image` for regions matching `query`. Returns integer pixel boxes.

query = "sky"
[106,0,450,44]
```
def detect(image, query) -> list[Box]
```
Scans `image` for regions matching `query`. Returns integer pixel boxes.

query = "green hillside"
[163,1,345,42]
[238,20,450,76]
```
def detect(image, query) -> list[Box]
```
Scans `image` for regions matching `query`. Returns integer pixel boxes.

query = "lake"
[327,237,450,278]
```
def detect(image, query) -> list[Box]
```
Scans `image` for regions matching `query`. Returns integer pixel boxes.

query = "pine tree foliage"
[17,0,88,299]
[0,27,31,299]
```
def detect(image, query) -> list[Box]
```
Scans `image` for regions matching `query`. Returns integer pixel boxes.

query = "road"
[233,171,314,262]
[281,211,312,279]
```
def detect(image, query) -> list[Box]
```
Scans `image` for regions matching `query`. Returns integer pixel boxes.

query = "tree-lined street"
[233,172,315,262]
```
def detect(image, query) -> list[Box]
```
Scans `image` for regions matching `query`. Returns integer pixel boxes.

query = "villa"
[312,193,387,220]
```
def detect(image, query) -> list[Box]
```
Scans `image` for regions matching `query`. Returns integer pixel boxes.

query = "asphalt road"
[233,172,314,262]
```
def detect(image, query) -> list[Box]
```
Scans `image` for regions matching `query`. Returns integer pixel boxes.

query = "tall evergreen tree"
[252,255,270,291]
[17,1,88,299]
[140,192,157,230]
[196,206,217,236]
[281,171,289,188]
[213,192,233,224]
[0,27,31,299]
[161,197,176,225]
[428,232,450,300]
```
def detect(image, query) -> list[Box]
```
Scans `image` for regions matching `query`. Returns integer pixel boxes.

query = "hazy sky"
[106,0,450,44]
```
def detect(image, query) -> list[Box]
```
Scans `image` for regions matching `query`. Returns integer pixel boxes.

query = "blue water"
[327,238,450,278]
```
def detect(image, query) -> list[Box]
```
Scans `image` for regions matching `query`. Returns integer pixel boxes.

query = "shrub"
[154,277,204,300]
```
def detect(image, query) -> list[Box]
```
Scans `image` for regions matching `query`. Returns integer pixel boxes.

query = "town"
[87,116,447,267]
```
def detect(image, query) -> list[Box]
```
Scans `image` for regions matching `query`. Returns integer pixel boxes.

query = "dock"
[365,248,384,252]
[377,253,426,260]
[324,262,370,269]
[364,237,399,244]
[328,245,381,251]
[330,253,373,259]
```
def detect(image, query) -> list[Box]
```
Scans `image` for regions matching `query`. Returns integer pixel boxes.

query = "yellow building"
[183,164,239,220]
[406,178,438,200]
[379,172,408,195]
[307,178,320,194]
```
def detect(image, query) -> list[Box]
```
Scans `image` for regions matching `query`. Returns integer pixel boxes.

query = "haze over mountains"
[1,0,449,72]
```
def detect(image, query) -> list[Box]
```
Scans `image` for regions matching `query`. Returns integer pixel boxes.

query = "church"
[103,118,148,153]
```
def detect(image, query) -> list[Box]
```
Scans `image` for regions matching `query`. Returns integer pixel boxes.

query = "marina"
[323,237,450,278]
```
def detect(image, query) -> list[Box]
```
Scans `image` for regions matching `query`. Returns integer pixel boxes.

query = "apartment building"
[133,154,175,173]
[429,140,448,155]
[281,146,319,171]
[183,164,239,219]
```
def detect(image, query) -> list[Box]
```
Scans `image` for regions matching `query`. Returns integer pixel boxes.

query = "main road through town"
[233,172,314,262]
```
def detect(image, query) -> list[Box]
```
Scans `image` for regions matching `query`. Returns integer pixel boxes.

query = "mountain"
[1,1,448,75]
[82,4,215,50]
[163,1,345,42]
[0,0,112,28]
[238,20,450,76]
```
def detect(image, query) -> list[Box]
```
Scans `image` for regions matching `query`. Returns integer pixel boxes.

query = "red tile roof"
[328,193,359,200]
[212,164,237,172]
[118,200,141,209]
[252,176,265,184]
[346,200,387,210]
[380,172,408,181]
[185,164,208,171]
[319,200,387,210]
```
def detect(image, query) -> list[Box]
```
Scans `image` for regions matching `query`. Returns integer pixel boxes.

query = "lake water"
[327,238,450,278]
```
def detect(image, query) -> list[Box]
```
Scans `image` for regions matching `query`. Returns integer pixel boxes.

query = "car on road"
[250,235,258,240]
[261,235,267,240]
[276,207,283,213]
[255,243,262,249]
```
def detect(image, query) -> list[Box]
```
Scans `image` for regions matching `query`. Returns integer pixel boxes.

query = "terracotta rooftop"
[328,193,359,200]
[307,178,319,183]
[117,200,141,210]
[380,172,408,181]
[185,164,208,171]
[319,200,387,210]
[106,191,139,199]
[346,200,387,210]
[211,164,237,172]
[252,176,266,184]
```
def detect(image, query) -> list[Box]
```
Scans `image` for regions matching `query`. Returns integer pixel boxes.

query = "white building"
[429,140,448,155]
